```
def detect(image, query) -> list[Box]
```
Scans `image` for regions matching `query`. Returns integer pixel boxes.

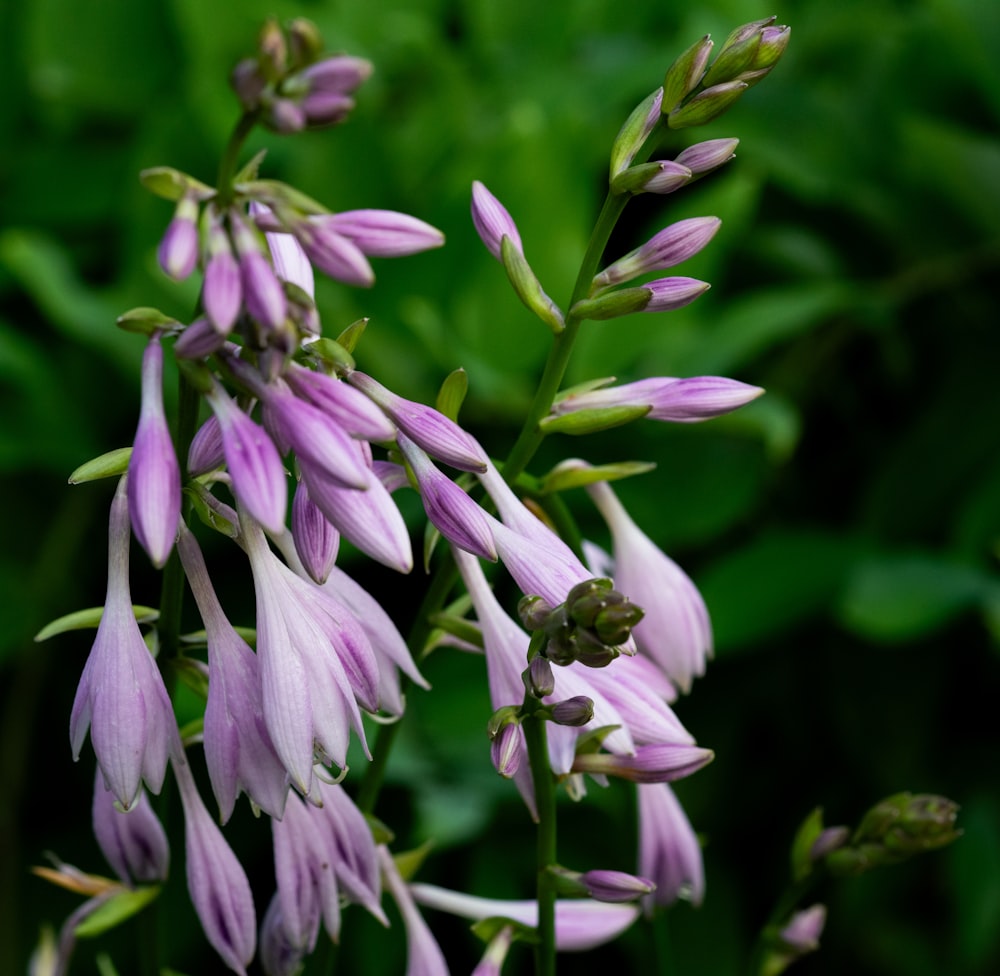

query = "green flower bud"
[258,18,288,80]
[667,81,748,129]
[287,18,323,67]
[518,594,554,632]
[593,600,644,646]
[700,30,764,89]
[524,656,555,699]
[566,578,615,627]
[662,35,714,115]
[500,237,565,333]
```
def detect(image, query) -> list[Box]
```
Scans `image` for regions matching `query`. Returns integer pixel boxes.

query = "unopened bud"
[667,81,748,129]
[593,600,644,646]
[258,19,288,79]
[490,721,522,778]
[287,18,323,66]
[524,656,555,699]
[518,594,554,631]
[609,87,664,179]
[569,631,621,668]
[779,903,826,955]
[701,27,765,89]
[810,825,850,862]
[566,578,615,627]
[231,58,266,109]
[579,869,656,903]
[551,696,595,727]
[674,138,739,175]
[662,35,713,115]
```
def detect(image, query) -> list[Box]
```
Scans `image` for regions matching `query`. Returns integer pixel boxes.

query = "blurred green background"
[1,0,998,973]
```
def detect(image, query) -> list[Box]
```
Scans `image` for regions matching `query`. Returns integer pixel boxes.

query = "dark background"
[1,0,998,973]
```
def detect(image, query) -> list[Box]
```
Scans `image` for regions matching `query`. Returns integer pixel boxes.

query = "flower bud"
[517,594,554,631]
[667,80,748,129]
[92,772,169,887]
[579,869,655,904]
[609,87,663,179]
[490,721,522,778]
[779,903,826,955]
[157,193,200,281]
[524,655,555,699]
[287,18,323,66]
[674,138,739,175]
[258,18,288,79]
[662,35,713,114]
[551,696,595,727]
[611,160,692,197]
[471,181,522,261]
[231,58,266,108]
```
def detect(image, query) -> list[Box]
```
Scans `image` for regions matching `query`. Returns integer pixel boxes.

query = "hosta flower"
[470,180,523,261]
[177,525,289,822]
[291,479,340,584]
[174,758,256,975]
[92,770,169,887]
[127,334,181,568]
[70,477,183,809]
[157,192,199,281]
[203,208,242,335]
[586,478,711,693]
[637,782,705,910]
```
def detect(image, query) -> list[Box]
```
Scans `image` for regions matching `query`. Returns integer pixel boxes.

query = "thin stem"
[745,871,824,976]
[215,110,261,207]
[523,709,557,976]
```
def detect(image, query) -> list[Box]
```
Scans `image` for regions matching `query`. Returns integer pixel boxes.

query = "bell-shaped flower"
[259,895,307,976]
[204,378,288,535]
[203,209,242,335]
[291,479,340,584]
[379,847,450,976]
[637,782,705,910]
[550,375,763,425]
[177,525,288,822]
[319,209,445,258]
[471,181,523,261]
[242,514,374,795]
[157,192,200,281]
[173,758,256,975]
[397,433,496,561]
[586,479,711,693]
[591,216,720,291]
[92,770,169,887]
[409,882,641,951]
[127,334,181,568]
[348,371,488,472]
[285,363,396,442]
[70,477,183,809]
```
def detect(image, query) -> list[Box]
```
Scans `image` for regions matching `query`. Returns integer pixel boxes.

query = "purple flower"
[299,55,373,93]
[259,895,307,976]
[637,782,705,910]
[578,869,655,903]
[251,201,316,298]
[586,479,711,693]
[324,210,445,257]
[642,276,712,312]
[157,193,199,281]
[127,334,181,568]
[572,743,714,783]
[292,217,374,287]
[348,371,488,472]
[471,181,523,261]
[592,216,721,291]
[173,758,256,975]
[379,847,450,976]
[188,414,225,475]
[70,477,183,809]
[205,379,288,535]
[471,924,515,976]
[177,525,289,823]
[204,210,242,335]
[174,316,227,360]
[409,882,642,951]
[92,770,169,887]
[674,138,739,174]
[291,479,340,584]
[232,212,288,331]
[780,904,827,954]
[551,376,763,424]
[242,515,374,795]
[397,433,496,561]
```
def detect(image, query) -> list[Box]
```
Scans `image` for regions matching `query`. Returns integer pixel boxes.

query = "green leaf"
[790,806,825,882]
[233,148,268,184]
[74,886,161,939]
[436,368,469,422]
[35,605,159,642]
[393,840,435,883]
[69,448,132,484]
[471,915,539,946]
[540,460,656,494]
[116,307,182,335]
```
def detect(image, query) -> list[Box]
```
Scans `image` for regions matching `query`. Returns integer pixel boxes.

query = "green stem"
[523,709,557,976]
[745,871,824,976]
[215,110,261,206]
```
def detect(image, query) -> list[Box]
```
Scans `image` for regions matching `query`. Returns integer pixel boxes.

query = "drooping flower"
[177,525,289,823]
[91,769,169,887]
[637,782,705,910]
[70,477,183,810]
[173,758,256,975]
[585,478,712,693]
[157,192,200,281]
[319,209,445,257]
[203,208,243,335]
[291,479,340,584]
[127,333,181,568]
[231,210,288,331]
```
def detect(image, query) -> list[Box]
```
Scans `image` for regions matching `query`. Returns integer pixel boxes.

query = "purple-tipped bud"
[231,57,266,108]
[592,217,720,291]
[552,375,763,424]
[324,209,445,257]
[644,277,712,312]
[92,771,169,887]
[299,91,355,127]
[579,870,656,903]
[667,80,748,129]
[259,895,307,976]
[611,159,692,196]
[674,138,739,174]
[232,214,287,330]
[573,743,714,783]
[526,655,555,698]
[127,335,181,568]
[471,181,523,261]
[294,217,374,287]
[70,478,183,809]
[609,88,664,179]
[397,433,497,561]
[285,364,396,442]
[551,696,596,727]
[157,193,200,281]
[188,415,225,475]
[265,97,308,134]
[349,371,489,472]
[490,721,522,778]
[291,479,340,584]
[780,904,826,954]
[204,213,242,335]
[810,825,850,861]
[174,759,256,975]
[174,316,227,359]
[662,35,714,113]
[300,55,373,93]
[205,380,288,535]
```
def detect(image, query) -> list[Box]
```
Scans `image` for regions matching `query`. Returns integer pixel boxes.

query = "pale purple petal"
[638,782,705,909]
[325,210,444,257]
[471,181,523,261]
[380,848,451,976]
[92,771,169,886]
[294,219,374,287]
[291,479,340,584]
[285,364,396,441]
[643,276,711,312]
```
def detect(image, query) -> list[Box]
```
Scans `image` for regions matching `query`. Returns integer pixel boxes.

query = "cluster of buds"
[519,578,644,669]
[231,18,372,133]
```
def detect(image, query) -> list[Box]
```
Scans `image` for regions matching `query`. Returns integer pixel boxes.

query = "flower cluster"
[48,14,801,976]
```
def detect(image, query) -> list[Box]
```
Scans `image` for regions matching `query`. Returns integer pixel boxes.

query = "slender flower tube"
[291,479,340,584]
[591,216,721,292]
[470,180,523,260]
[379,847,450,976]
[177,525,289,822]
[174,758,256,975]
[586,479,712,693]
[320,210,445,257]
[242,514,373,795]
[204,209,242,335]
[92,771,169,887]
[409,883,641,951]
[204,379,288,535]
[551,375,763,424]
[232,211,288,331]
[348,371,489,472]
[472,924,515,976]
[637,782,705,910]
[70,477,183,809]
[397,433,497,561]
[127,334,181,568]
[157,192,199,281]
